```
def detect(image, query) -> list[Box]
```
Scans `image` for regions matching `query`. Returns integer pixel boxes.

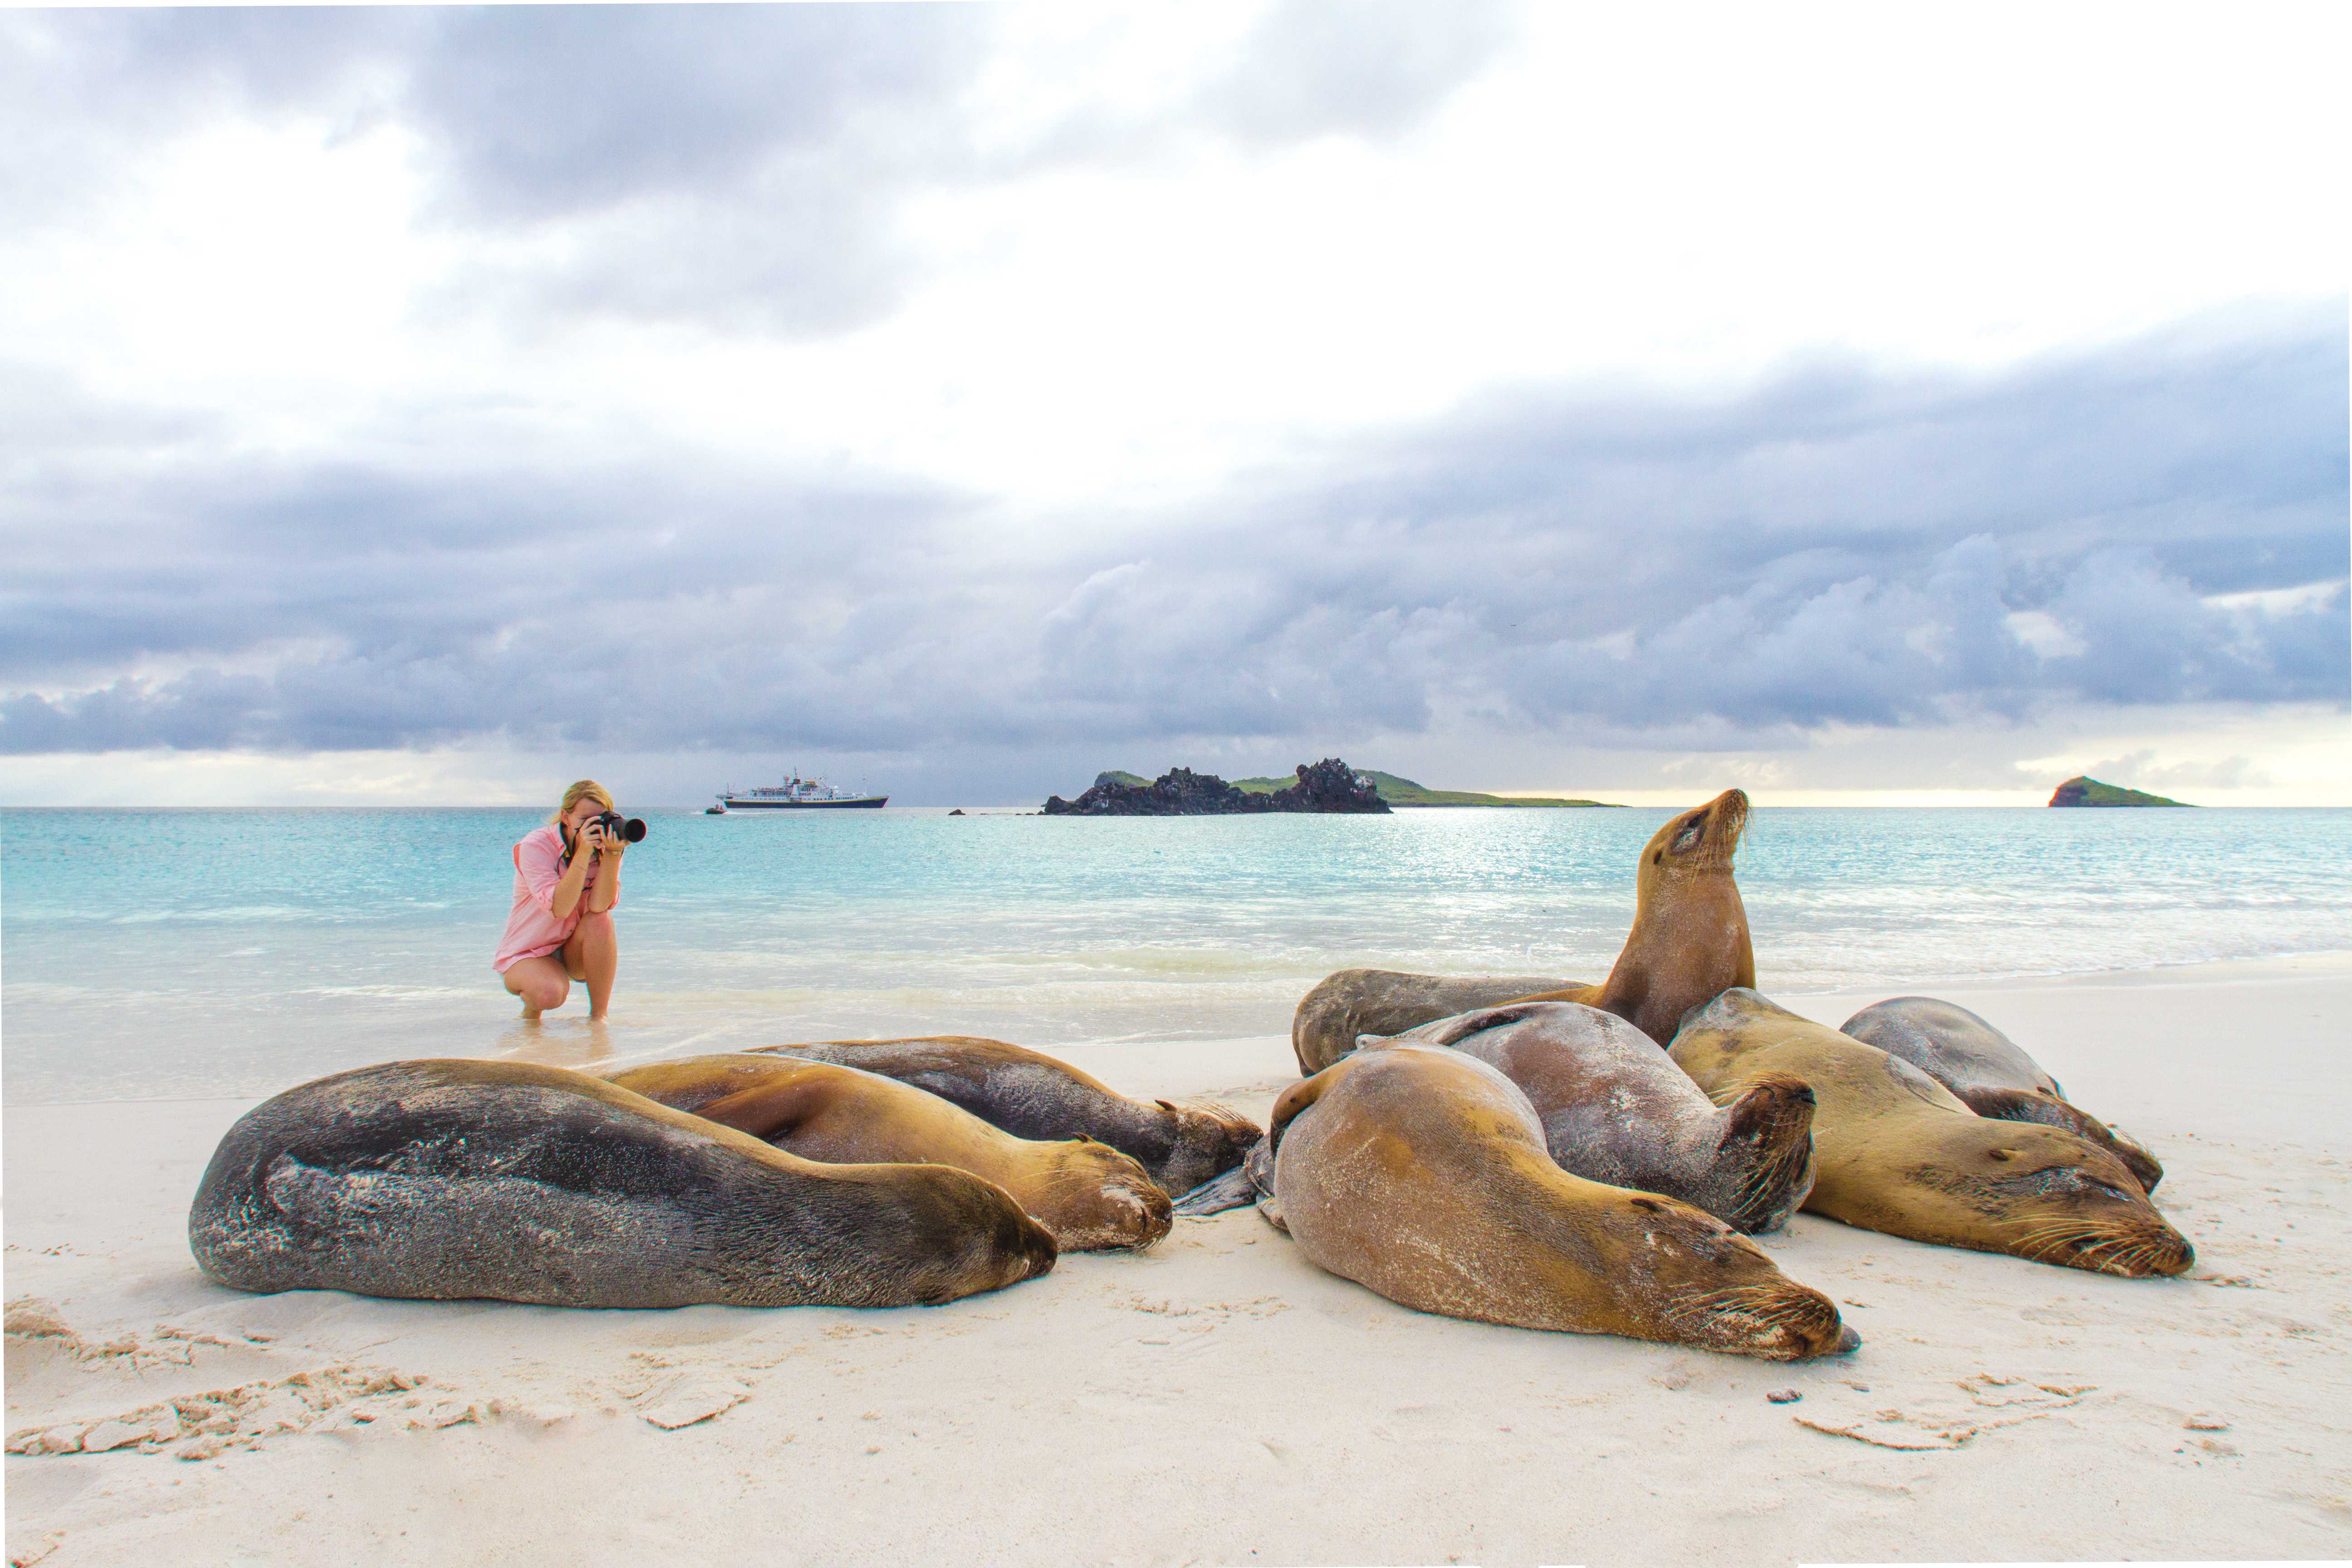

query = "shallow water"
[4,805,2347,1102]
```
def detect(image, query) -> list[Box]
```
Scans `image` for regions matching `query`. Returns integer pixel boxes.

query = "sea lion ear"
[1155,1098,1179,1115]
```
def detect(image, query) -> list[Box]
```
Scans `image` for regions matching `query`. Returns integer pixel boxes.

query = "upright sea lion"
[189,1059,1057,1308]
[1669,990,2191,1277]
[1839,996,2163,1193]
[1262,1045,1855,1360]
[1290,789,1754,1072]
[607,1055,1171,1252]
[745,1037,1260,1200]
[1375,1000,1817,1233]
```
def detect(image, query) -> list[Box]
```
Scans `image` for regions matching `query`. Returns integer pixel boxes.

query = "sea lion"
[1290,789,1754,1072]
[1838,996,2164,1193]
[745,1037,1260,1200]
[1669,990,2191,1277]
[1262,1044,1855,1360]
[606,1055,1171,1252]
[1290,972,1581,1078]
[1374,1000,1817,1233]
[189,1059,1057,1308]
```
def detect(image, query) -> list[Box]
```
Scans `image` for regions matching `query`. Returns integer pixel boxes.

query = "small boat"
[715,774,888,811]
[704,803,727,815]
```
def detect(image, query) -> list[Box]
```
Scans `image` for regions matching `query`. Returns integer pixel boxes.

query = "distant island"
[1043,760,1388,815]
[1085,767,1618,809]
[2049,775,2194,808]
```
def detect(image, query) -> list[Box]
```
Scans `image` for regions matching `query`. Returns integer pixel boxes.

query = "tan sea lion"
[1669,990,2191,1277]
[1261,1044,1855,1360]
[1839,996,2163,1192]
[1290,789,1754,1072]
[746,1036,1260,1200]
[189,1060,1057,1308]
[1375,1000,1817,1233]
[607,1055,1171,1252]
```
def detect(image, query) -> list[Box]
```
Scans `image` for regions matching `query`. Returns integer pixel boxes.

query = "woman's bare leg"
[503,954,570,1018]
[565,912,619,1021]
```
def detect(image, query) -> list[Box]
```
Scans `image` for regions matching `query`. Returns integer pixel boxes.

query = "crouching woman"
[493,780,627,1020]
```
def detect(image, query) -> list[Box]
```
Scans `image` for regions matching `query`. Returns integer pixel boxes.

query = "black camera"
[591,809,648,844]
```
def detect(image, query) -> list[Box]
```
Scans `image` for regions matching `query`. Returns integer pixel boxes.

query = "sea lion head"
[1621,1194,1857,1361]
[1039,1137,1174,1252]
[1154,1098,1266,1196]
[1640,788,1749,885]
[1914,1123,2193,1279]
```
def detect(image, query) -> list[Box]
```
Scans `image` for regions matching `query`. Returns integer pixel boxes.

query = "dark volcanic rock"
[1043,759,1390,816]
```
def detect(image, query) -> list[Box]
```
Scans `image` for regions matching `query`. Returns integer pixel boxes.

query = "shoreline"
[8,951,2350,1565]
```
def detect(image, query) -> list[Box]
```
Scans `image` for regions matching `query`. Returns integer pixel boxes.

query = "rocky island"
[2048,775,2194,807]
[1043,759,1389,815]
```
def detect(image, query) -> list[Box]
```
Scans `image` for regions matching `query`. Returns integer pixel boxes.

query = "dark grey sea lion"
[188,1059,1057,1308]
[1376,1000,1817,1233]
[1838,996,2163,1193]
[1260,1044,1856,1360]
[746,1036,1260,1200]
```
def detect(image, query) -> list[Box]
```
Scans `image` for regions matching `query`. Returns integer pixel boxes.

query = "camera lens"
[620,817,648,843]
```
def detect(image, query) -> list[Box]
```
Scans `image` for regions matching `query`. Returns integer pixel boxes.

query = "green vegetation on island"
[2048,775,2194,808]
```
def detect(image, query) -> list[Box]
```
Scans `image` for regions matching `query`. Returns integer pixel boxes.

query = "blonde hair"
[548,779,615,825]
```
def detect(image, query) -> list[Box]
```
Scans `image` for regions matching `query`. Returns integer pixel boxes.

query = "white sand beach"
[6,952,2349,1567]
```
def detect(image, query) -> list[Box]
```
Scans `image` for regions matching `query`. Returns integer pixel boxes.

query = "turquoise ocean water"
[4,805,2348,1104]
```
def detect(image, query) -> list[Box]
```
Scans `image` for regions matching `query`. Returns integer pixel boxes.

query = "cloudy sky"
[4,2,2346,807]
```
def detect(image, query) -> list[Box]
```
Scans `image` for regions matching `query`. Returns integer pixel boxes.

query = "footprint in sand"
[1792,1374,2098,1451]
[4,1296,473,1460]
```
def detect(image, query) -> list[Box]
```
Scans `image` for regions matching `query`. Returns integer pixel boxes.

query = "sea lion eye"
[1671,818,1704,853]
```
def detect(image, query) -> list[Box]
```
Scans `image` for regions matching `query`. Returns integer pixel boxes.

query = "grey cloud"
[6,4,1525,336]
[1198,0,1519,146]
[4,317,2344,762]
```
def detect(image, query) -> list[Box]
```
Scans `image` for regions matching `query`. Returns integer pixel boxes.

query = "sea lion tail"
[1715,1072,1818,1234]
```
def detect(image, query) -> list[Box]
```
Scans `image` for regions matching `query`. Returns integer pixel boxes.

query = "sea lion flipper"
[1961,1087,2165,1194]
[1389,1004,1551,1050]
[694,1076,840,1142]
[1171,1164,1260,1216]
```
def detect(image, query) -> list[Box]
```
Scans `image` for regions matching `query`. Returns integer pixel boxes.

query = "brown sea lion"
[1261,1044,1855,1360]
[188,1059,1057,1308]
[745,1036,1260,1200]
[1289,789,1754,1073]
[1375,1000,1817,1233]
[607,1055,1171,1252]
[1838,996,2163,1193]
[1669,990,2191,1277]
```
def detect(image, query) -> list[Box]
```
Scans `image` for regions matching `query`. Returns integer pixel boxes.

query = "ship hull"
[720,797,888,810]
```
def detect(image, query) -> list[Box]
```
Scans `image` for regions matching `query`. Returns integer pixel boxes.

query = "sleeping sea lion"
[745,1036,1260,1200]
[1261,1044,1855,1360]
[1838,996,2163,1192]
[607,1054,1171,1252]
[1668,990,2191,1277]
[188,1059,1057,1308]
[1375,1000,1817,1233]
[1290,789,1754,1072]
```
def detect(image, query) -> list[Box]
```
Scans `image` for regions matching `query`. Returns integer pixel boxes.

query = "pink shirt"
[491,824,620,973]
